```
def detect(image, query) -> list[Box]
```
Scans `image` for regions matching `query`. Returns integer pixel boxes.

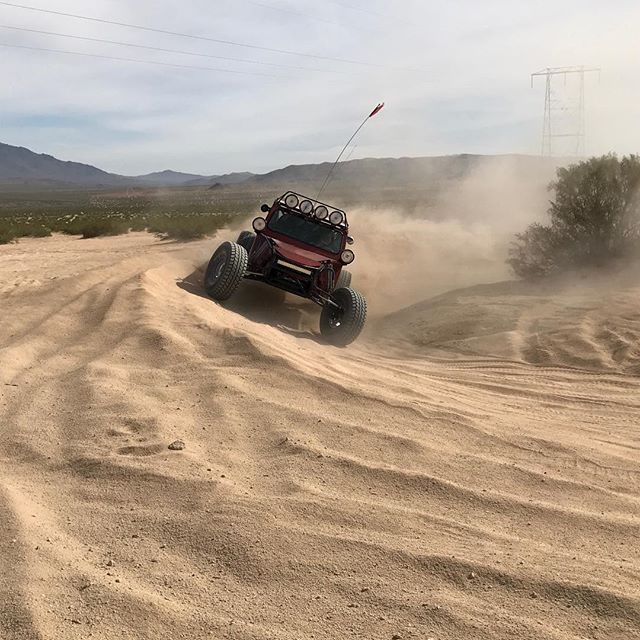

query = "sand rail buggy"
[204,191,366,346]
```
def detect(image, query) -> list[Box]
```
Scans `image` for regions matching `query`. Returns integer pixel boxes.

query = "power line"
[324,0,414,27]
[241,0,381,34]
[325,0,394,20]
[0,41,283,77]
[241,0,349,29]
[0,24,348,73]
[0,1,381,67]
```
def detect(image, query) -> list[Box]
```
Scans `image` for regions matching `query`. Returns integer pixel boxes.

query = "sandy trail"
[0,233,639,640]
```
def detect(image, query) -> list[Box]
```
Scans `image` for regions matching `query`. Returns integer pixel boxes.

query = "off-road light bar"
[314,205,329,220]
[341,249,355,264]
[253,217,266,232]
[299,199,314,214]
[330,211,345,226]
[285,194,299,208]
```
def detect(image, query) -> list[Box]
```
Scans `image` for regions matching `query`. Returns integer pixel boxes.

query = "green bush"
[0,219,53,240]
[147,213,232,240]
[0,186,247,243]
[74,219,130,239]
[0,212,233,242]
[0,227,17,244]
[509,154,640,278]
[21,224,52,238]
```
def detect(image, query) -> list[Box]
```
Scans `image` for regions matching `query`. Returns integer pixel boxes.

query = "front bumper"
[246,253,334,303]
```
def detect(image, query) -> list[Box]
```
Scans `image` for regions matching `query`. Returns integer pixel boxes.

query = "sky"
[0,0,638,176]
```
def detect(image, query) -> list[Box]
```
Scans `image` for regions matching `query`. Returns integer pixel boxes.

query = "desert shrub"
[508,154,640,278]
[63,218,130,238]
[0,217,52,240]
[20,223,52,238]
[0,186,250,243]
[0,227,17,244]
[128,216,148,232]
[507,223,559,279]
[0,211,234,242]
[147,213,232,240]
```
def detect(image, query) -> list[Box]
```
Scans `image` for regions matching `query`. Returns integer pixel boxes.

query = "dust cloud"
[348,156,555,315]
[349,211,511,315]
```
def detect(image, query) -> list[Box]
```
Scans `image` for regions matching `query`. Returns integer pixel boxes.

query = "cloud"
[0,0,638,174]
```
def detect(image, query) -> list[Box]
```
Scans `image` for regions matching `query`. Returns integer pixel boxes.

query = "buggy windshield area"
[268,208,343,254]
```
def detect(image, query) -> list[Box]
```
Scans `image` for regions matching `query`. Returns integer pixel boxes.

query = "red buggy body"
[204,191,366,345]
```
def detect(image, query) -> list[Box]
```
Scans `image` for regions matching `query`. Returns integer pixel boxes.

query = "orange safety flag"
[368,102,385,118]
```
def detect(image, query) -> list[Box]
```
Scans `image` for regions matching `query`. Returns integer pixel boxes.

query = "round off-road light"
[330,211,345,225]
[252,216,266,232]
[284,194,299,208]
[299,199,314,214]
[315,205,328,220]
[341,249,355,264]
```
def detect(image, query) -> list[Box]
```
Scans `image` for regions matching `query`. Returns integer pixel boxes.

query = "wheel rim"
[327,306,343,329]
[214,257,225,278]
[207,250,227,286]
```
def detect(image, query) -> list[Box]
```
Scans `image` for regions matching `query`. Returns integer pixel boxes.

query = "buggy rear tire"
[320,287,367,346]
[237,230,256,252]
[335,269,352,290]
[203,241,248,301]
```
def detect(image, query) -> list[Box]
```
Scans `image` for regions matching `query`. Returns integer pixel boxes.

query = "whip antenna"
[316,102,384,200]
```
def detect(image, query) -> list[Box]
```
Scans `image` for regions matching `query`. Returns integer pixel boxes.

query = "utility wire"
[326,0,389,18]
[240,0,381,34]
[241,0,348,29]
[0,41,283,77]
[0,1,381,67]
[0,24,348,73]
[324,0,414,26]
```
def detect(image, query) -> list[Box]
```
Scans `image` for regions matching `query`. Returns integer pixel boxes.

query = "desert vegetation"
[509,154,640,277]
[0,187,257,243]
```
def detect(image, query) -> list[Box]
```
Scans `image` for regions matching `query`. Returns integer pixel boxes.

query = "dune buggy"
[203,191,366,346]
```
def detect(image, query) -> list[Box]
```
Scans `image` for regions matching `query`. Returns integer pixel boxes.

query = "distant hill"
[0,142,126,186]
[0,142,253,188]
[217,154,566,214]
[184,172,254,187]
[130,170,254,187]
[240,154,561,193]
[0,142,563,200]
[131,169,207,186]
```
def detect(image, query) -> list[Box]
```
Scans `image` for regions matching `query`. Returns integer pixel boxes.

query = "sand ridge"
[378,274,640,374]
[1,233,639,640]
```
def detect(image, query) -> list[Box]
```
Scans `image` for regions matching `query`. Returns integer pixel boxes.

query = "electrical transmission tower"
[531,66,600,157]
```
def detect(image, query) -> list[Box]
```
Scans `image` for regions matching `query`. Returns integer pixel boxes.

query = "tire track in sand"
[0,235,639,640]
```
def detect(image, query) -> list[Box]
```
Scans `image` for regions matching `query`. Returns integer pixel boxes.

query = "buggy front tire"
[203,241,248,301]
[320,287,367,346]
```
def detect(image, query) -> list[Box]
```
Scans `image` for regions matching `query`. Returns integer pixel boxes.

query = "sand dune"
[378,274,640,374]
[1,233,639,640]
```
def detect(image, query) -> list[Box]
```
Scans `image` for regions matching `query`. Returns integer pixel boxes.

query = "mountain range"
[0,141,561,195]
[0,142,252,187]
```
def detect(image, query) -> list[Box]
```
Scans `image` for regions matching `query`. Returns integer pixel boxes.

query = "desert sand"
[1,232,639,640]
